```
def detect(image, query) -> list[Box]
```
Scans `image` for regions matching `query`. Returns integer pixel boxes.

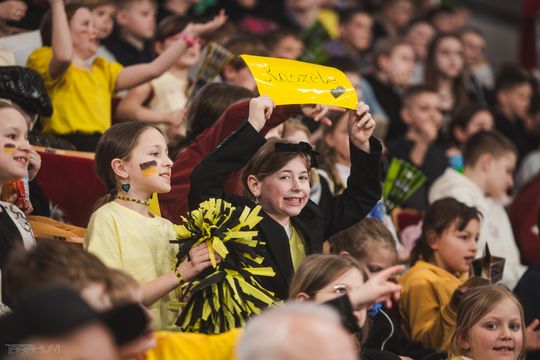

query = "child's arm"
[140,243,216,306]
[115,83,184,126]
[114,11,227,91]
[48,0,74,79]
[321,103,383,238]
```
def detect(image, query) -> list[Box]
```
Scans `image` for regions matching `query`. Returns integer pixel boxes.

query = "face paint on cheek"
[3,143,15,154]
[139,160,158,177]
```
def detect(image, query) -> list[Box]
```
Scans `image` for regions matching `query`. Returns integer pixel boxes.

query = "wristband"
[179,32,196,47]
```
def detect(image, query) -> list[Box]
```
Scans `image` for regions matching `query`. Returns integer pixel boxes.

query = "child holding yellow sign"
[188,96,383,300]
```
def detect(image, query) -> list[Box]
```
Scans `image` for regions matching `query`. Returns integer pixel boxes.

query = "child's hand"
[27,149,42,181]
[248,96,274,132]
[183,9,227,38]
[300,104,344,126]
[348,102,375,152]
[349,265,404,309]
[0,0,27,22]
[525,319,540,351]
[177,243,221,282]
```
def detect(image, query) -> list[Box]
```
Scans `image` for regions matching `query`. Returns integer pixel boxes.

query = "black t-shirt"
[103,34,154,67]
[493,110,539,165]
[363,74,406,142]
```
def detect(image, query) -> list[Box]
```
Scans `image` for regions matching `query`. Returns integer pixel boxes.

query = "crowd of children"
[1,0,540,359]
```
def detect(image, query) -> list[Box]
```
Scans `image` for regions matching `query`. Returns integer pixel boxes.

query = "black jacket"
[189,122,382,299]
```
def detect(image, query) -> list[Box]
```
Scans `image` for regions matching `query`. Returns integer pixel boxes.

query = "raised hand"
[248,96,275,132]
[349,265,404,309]
[348,102,375,153]
[183,9,227,38]
[0,0,27,22]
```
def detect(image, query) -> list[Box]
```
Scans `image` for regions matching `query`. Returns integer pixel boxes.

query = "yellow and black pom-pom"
[171,198,281,334]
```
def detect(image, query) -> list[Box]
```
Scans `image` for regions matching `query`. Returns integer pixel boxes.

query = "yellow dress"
[85,201,178,330]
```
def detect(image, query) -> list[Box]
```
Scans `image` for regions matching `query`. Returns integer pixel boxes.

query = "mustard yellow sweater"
[399,260,467,350]
[142,329,241,360]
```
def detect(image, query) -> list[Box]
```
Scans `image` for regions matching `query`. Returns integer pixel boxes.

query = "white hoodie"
[428,168,526,290]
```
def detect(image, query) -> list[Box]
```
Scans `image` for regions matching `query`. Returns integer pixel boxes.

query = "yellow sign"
[241,55,358,110]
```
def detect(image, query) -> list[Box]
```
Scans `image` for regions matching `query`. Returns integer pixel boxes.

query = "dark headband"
[274,141,319,168]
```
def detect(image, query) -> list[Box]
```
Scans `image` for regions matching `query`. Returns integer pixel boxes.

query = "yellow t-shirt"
[399,260,467,351]
[289,224,306,271]
[84,201,178,330]
[142,329,241,360]
[26,47,123,135]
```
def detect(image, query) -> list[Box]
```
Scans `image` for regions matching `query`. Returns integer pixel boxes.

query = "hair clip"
[274,141,319,168]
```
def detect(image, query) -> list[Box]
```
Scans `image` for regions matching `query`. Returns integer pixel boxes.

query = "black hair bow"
[274,141,319,167]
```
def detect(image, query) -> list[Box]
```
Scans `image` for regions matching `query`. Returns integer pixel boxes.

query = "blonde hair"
[282,120,310,140]
[449,285,526,359]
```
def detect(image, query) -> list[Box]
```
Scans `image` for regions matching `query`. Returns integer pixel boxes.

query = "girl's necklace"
[116,195,150,206]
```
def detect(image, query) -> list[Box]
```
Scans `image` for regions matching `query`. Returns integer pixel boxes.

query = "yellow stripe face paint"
[140,160,158,177]
[3,144,15,153]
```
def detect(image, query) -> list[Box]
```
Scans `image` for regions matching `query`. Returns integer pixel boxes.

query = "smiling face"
[117,128,172,197]
[0,107,31,186]
[313,267,367,328]
[248,156,310,226]
[430,218,479,274]
[462,298,524,360]
[70,7,99,60]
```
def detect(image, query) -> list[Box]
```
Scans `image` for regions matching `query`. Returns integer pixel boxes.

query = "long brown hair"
[424,33,469,111]
[449,285,526,360]
[95,122,159,203]
[410,197,482,266]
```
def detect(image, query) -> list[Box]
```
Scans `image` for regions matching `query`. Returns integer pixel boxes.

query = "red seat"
[35,147,106,227]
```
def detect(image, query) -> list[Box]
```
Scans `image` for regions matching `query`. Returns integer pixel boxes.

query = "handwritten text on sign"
[241,55,358,109]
